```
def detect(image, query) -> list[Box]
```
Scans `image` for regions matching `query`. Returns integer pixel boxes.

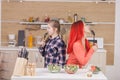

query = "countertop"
[0,46,39,51]
[0,46,107,53]
[11,68,108,80]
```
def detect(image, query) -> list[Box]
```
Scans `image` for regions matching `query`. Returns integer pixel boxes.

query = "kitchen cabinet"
[0,50,18,80]
[0,47,44,80]
[88,49,107,74]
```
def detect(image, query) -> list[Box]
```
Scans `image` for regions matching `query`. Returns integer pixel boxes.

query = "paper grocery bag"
[13,57,27,76]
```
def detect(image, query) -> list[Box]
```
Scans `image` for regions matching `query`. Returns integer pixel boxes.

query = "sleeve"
[73,42,94,66]
[58,41,66,66]
[38,46,46,57]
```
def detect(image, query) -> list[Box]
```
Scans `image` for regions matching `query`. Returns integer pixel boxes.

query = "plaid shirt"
[38,36,66,67]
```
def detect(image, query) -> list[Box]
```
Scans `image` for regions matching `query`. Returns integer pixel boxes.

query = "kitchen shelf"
[19,22,72,25]
[19,21,115,25]
[2,20,115,25]
[87,22,115,25]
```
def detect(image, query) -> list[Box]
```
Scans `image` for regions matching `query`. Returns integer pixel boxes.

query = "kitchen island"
[11,68,107,80]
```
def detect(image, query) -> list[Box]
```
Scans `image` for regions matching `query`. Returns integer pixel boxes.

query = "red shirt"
[67,41,94,68]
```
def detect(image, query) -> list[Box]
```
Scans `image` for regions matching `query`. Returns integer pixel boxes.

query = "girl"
[67,20,98,68]
[38,19,66,67]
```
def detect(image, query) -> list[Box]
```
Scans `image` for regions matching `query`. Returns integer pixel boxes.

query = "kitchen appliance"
[87,37,104,49]
[8,34,16,47]
[88,30,104,49]
[18,30,25,47]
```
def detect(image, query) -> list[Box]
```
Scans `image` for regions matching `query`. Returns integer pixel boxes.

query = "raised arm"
[73,42,94,66]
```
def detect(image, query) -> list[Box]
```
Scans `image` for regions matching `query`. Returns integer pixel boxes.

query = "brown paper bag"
[13,57,27,76]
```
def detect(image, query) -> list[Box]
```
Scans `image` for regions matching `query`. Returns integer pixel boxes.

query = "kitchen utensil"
[90,30,96,45]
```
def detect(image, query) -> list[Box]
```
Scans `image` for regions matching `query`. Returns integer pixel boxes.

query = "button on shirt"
[39,36,66,67]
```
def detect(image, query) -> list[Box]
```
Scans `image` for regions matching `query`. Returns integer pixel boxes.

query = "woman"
[67,20,98,68]
[38,19,66,67]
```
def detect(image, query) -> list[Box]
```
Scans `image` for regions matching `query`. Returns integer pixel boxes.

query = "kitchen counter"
[11,68,108,80]
[0,46,39,51]
[0,46,106,53]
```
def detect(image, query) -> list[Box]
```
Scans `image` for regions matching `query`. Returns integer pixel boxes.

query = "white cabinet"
[88,49,107,74]
[0,50,18,80]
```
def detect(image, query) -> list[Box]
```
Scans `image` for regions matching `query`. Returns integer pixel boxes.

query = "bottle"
[44,14,50,22]
[74,13,78,22]
[28,33,33,48]
[81,17,86,22]
[67,11,73,23]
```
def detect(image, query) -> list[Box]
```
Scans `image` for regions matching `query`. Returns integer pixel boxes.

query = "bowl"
[64,64,79,74]
[91,66,101,74]
[47,64,61,73]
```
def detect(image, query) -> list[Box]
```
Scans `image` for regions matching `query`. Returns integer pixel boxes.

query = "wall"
[0,0,1,46]
[106,0,120,80]
[1,1,115,65]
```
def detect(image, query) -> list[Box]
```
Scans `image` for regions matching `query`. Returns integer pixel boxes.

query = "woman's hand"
[92,43,98,52]
[38,40,45,47]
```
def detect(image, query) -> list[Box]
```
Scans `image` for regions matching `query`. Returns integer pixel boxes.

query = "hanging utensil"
[91,30,95,45]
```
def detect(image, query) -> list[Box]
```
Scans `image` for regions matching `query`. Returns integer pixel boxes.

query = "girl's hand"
[92,43,98,52]
[38,40,45,47]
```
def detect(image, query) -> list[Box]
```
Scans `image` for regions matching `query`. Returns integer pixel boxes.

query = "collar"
[49,35,60,41]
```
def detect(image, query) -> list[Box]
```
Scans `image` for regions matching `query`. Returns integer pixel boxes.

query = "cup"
[35,36,42,47]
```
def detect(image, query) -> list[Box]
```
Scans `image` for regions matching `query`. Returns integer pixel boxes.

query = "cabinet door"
[0,50,18,80]
[88,52,106,74]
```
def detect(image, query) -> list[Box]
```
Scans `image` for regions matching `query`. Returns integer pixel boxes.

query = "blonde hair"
[48,19,60,34]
